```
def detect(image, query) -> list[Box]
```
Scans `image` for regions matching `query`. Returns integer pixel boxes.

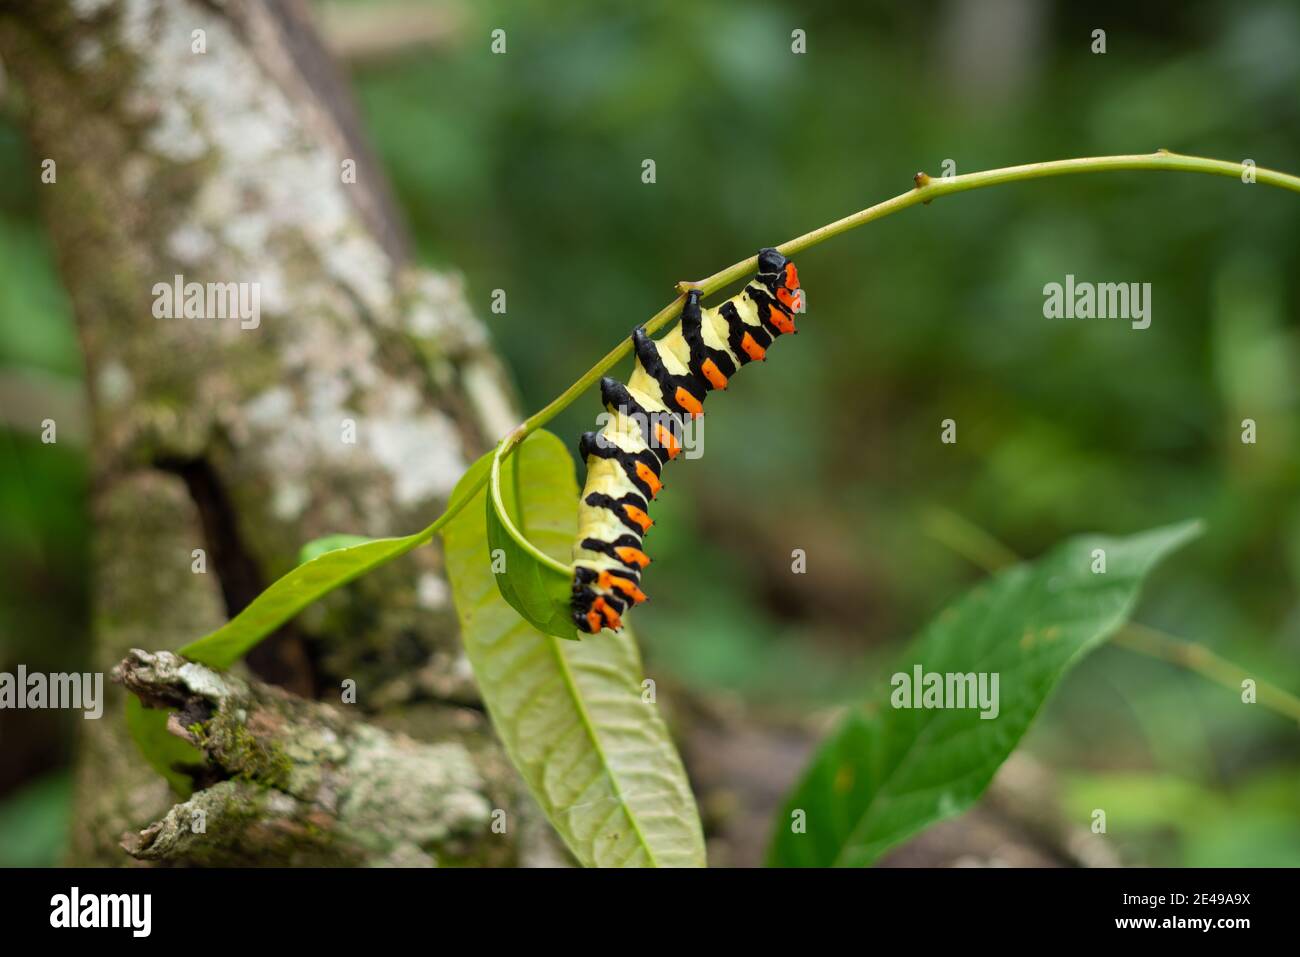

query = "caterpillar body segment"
[572,248,804,635]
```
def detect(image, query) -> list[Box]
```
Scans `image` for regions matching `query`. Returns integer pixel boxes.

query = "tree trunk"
[0,0,558,866]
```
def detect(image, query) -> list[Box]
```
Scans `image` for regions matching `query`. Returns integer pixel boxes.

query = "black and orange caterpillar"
[571,248,804,634]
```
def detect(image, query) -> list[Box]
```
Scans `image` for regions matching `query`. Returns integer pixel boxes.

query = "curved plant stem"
[923,506,1300,725]
[437,151,1300,534]
[1114,623,1300,724]
[511,151,1299,444]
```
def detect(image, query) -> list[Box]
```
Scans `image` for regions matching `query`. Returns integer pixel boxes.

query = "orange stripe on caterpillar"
[740,332,767,362]
[622,503,653,533]
[674,386,704,417]
[599,571,647,604]
[592,596,623,630]
[700,358,728,390]
[768,302,796,335]
[634,461,663,498]
[654,423,681,459]
[614,545,651,568]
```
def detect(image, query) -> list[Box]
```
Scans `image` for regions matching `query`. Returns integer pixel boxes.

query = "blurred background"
[2,0,1298,866]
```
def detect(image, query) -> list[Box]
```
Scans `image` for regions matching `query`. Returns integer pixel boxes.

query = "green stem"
[1114,623,1300,724]
[512,151,1298,445]
[438,151,1300,533]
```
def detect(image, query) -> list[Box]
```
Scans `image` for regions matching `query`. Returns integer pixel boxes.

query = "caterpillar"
[571,247,804,635]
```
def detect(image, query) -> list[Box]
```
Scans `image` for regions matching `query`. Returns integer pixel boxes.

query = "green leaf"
[297,533,374,566]
[125,449,495,789]
[768,519,1202,867]
[180,538,413,669]
[485,437,577,640]
[443,429,705,867]
[180,448,493,670]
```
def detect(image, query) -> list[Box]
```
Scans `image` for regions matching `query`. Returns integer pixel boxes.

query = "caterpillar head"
[757,247,787,277]
[758,247,802,313]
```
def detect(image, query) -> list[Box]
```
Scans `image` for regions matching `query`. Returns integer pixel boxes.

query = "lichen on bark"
[117,650,503,866]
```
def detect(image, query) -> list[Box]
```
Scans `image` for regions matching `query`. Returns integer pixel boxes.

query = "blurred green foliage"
[0,101,88,823]
[1,0,1297,865]
[0,771,71,867]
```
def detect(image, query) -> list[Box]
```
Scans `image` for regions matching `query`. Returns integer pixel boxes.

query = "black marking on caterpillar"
[579,429,664,503]
[582,490,652,537]
[598,377,682,467]
[571,247,804,635]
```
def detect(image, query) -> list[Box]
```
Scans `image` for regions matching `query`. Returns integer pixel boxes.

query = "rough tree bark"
[0,0,564,866]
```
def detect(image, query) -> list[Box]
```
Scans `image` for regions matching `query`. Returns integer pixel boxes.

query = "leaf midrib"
[512,449,661,868]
